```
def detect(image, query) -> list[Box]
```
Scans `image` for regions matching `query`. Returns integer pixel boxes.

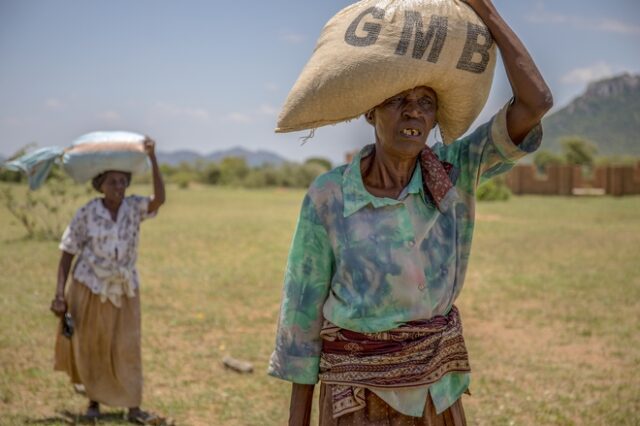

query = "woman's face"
[100,171,129,203]
[366,86,437,159]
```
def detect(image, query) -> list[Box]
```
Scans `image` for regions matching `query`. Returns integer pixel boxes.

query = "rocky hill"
[542,73,640,156]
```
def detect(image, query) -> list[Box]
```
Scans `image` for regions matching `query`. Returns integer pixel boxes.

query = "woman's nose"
[402,100,422,118]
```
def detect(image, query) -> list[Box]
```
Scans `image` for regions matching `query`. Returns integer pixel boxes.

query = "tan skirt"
[54,279,143,407]
[319,383,467,426]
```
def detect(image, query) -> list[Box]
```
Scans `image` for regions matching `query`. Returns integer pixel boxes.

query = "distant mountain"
[542,73,640,156]
[205,147,287,167]
[156,150,202,165]
[156,146,288,167]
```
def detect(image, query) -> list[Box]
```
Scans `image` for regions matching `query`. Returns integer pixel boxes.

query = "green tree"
[304,157,333,172]
[202,163,222,185]
[533,149,564,173]
[560,136,597,168]
[219,157,249,185]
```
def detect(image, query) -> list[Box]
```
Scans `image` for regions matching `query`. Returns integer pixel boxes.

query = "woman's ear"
[365,109,375,126]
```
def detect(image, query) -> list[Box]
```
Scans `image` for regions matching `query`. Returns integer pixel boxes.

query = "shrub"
[477,176,511,202]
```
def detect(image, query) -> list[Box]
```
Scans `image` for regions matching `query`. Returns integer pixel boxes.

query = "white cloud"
[44,98,64,110]
[596,18,640,36]
[150,102,211,122]
[1,116,24,127]
[224,112,253,124]
[561,62,614,85]
[279,30,306,44]
[527,4,640,36]
[258,104,279,117]
[265,82,279,92]
[97,110,123,124]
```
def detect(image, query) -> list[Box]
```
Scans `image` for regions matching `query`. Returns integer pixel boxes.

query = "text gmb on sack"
[344,7,495,74]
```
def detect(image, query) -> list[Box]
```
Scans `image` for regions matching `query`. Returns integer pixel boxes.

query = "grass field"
[0,184,639,425]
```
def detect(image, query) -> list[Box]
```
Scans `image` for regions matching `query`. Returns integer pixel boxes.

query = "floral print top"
[268,102,542,415]
[59,195,156,304]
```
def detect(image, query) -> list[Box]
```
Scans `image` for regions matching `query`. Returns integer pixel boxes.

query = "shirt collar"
[94,196,129,222]
[342,144,426,217]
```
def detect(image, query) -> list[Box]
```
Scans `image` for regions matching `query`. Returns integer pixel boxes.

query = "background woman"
[50,138,166,424]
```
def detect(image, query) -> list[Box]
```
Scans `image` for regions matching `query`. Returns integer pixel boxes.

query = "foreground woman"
[50,138,166,424]
[269,0,552,424]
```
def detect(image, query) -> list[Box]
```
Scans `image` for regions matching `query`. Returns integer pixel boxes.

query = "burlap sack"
[276,0,497,143]
[63,131,148,183]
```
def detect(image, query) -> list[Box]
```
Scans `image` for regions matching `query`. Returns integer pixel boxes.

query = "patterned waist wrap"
[318,306,470,419]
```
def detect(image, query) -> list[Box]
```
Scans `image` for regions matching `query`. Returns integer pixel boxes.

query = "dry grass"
[0,184,638,425]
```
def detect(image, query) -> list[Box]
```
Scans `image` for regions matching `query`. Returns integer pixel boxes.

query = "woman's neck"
[361,147,418,199]
[101,197,122,220]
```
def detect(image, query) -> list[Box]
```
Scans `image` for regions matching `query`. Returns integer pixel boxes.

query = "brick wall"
[505,163,640,196]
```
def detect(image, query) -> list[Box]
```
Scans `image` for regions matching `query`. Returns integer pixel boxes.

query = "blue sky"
[1,0,639,164]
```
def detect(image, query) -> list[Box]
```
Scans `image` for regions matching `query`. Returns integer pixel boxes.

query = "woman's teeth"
[401,128,421,136]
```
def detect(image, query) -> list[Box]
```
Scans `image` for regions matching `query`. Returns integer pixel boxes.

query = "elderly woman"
[269,0,553,425]
[50,138,166,424]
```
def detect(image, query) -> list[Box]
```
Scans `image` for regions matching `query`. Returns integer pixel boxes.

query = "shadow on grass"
[25,409,130,424]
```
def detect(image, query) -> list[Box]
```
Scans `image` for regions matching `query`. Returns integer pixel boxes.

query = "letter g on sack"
[344,7,385,47]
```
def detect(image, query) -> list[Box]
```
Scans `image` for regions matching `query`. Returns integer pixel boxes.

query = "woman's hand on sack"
[459,0,493,14]
[143,137,156,157]
[50,295,67,317]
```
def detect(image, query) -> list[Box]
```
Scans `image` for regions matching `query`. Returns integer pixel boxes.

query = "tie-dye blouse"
[268,103,542,414]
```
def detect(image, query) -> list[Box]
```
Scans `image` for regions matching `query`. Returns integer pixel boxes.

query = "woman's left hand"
[459,0,492,13]
[143,137,156,157]
[50,296,67,317]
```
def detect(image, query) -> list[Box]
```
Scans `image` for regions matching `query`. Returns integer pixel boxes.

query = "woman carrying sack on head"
[269,0,553,424]
[50,137,167,425]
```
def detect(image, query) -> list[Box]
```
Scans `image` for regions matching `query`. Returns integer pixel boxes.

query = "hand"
[50,296,67,317]
[459,0,493,14]
[143,137,156,156]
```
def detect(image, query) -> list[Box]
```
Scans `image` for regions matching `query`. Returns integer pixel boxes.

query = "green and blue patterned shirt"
[268,103,542,415]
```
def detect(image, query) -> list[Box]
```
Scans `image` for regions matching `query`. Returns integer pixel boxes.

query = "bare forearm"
[468,0,553,140]
[56,252,74,297]
[289,383,314,426]
[483,6,551,105]
[149,152,165,210]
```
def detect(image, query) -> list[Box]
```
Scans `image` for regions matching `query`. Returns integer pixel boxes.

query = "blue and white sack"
[3,131,148,190]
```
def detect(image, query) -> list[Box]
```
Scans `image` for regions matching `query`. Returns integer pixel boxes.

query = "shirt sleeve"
[59,205,88,255]
[438,101,543,192]
[127,195,157,221]
[268,193,334,384]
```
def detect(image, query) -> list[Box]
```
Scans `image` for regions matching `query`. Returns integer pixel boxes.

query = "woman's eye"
[419,97,433,107]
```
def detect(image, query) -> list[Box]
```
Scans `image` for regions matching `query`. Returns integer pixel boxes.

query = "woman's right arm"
[50,251,74,316]
[290,383,315,426]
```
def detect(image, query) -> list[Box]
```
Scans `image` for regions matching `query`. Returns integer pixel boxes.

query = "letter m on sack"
[395,12,448,62]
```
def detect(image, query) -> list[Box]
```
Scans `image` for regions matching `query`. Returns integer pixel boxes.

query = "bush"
[533,150,564,173]
[0,166,92,240]
[477,176,511,202]
[219,157,249,185]
[304,157,333,172]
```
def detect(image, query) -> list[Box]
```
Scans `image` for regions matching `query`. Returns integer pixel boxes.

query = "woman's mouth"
[401,128,422,137]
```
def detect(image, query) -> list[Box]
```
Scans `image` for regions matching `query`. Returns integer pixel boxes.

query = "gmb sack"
[276,0,497,144]
[3,131,148,190]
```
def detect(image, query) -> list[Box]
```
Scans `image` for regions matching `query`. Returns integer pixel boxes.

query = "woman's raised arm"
[143,137,165,214]
[464,0,553,143]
